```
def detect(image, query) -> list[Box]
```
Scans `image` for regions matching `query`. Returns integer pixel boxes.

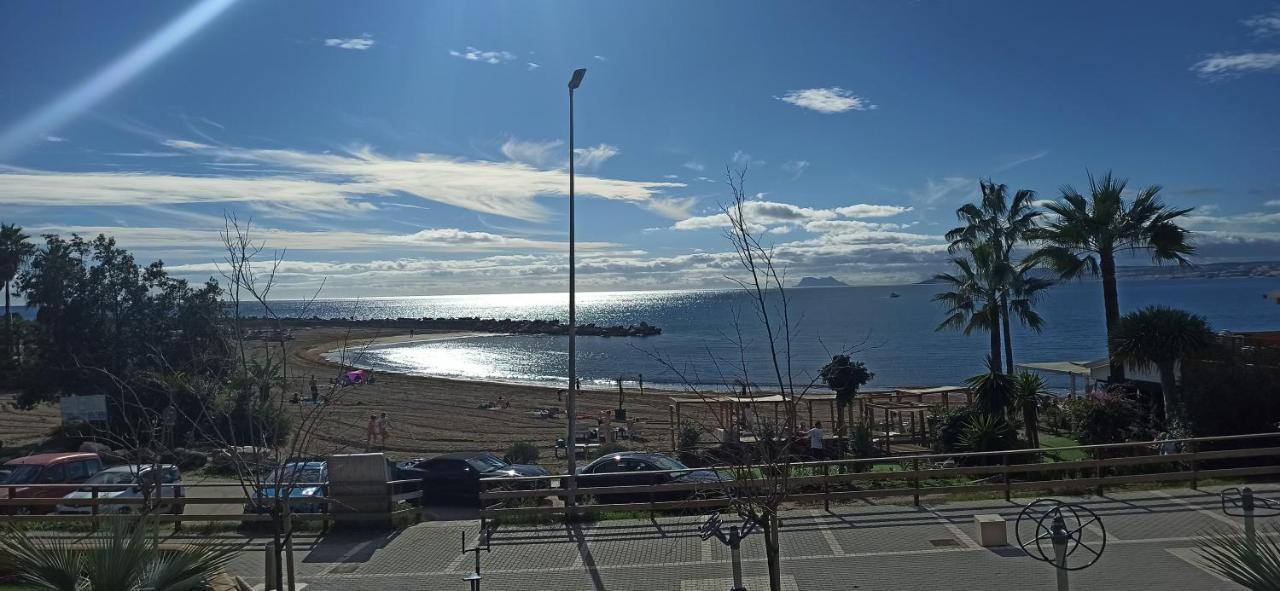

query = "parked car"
[576,451,728,503]
[245,461,328,514]
[402,452,548,506]
[0,452,104,515]
[0,468,11,483]
[56,464,184,515]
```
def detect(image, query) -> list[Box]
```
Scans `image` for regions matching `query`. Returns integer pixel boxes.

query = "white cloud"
[449,46,516,64]
[663,174,680,179]
[910,177,973,204]
[776,87,876,114]
[593,55,608,62]
[1191,52,1280,79]
[1244,8,1280,37]
[1265,200,1280,207]
[500,138,563,168]
[324,34,375,50]
[573,144,619,170]
[672,199,911,231]
[45,135,67,143]
[527,62,540,70]
[0,140,686,222]
[833,204,913,218]
[683,161,705,172]
[994,150,1049,172]
[32,225,613,253]
[781,160,809,178]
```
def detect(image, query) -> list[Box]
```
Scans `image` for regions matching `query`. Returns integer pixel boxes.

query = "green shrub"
[503,441,539,465]
[1063,392,1147,445]
[957,414,1018,454]
[678,422,702,451]
[931,406,980,453]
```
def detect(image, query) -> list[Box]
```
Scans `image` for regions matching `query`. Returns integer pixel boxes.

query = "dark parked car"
[246,461,328,514]
[401,452,548,506]
[576,451,728,503]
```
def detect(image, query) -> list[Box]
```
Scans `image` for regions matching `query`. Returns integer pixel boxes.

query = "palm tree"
[1110,306,1213,426]
[1012,372,1048,448]
[0,521,233,590]
[819,354,874,444]
[0,223,35,357]
[946,180,1047,373]
[1029,172,1195,381]
[965,357,1017,417]
[933,242,1010,370]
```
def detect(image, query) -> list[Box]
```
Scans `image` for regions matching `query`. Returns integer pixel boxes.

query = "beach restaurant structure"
[667,386,970,453]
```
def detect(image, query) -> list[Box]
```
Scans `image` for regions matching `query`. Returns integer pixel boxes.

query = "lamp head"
[568,68,586,90]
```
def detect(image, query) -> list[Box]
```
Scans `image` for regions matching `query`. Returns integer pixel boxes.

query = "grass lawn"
[1038,432,1088,461]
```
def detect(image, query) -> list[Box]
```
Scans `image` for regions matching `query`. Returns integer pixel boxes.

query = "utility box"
[328,453,392,527]
[974,514,1007,547]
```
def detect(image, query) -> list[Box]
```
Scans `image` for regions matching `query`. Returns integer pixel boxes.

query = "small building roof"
[893,386,969,395]
[1017,361,1096,377]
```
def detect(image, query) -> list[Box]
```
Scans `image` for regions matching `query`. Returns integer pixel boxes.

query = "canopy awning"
[1016,361,1096,377]
[893,386,968,395]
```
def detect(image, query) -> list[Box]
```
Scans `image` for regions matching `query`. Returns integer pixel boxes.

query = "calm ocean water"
[19,278,1276,391]
[260,278,1280,392]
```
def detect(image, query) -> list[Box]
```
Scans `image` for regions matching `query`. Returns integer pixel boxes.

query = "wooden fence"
[478,431,1280,520]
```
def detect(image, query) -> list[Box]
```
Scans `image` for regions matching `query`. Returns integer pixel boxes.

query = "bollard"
[1242,487,1256,554]
[1050,515,1070,591]
[728,525,746,591]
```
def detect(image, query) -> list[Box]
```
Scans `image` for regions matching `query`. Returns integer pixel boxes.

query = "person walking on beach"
[309,375,319,403]
[365,415,378,450]
[377,412,392,449]
[808,421,825,460]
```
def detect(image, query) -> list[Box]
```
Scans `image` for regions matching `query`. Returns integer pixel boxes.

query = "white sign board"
[60,395,108,423]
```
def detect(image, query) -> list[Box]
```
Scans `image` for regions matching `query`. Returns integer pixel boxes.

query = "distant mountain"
[915,261,1280,284]
[796,276,850,288]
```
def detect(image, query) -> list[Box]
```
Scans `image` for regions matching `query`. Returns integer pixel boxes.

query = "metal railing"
[477,431,1280,519]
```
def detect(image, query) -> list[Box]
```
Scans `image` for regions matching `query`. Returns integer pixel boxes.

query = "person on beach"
[309,375,319,403]
[366,415,378,450]
[377,412,392,449]
[808,421,825,460]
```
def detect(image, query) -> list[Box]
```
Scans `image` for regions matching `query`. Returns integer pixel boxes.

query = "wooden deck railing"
[477,431,1280,519]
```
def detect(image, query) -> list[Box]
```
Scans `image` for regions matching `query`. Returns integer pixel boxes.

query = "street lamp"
[565,67,586,503]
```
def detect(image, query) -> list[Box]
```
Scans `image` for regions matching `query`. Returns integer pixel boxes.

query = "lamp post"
[565,67,586,505]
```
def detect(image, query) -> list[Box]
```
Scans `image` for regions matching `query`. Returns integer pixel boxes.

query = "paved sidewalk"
[225,484,1278,590]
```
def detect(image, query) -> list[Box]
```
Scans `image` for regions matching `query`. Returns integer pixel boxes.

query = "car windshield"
[85,471,140,485]
[465,455,509,473]
[268,465,325,485]
[3,465,41,484]
[647,456,688,471]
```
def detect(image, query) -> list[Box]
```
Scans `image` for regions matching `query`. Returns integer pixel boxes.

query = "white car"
[57,464,185,515]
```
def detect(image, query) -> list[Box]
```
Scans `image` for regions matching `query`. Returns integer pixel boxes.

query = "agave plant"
[957,413,1017,454]
[1197,525,1280,590]
[0,521,233,591]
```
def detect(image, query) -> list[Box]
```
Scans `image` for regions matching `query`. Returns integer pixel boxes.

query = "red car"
[0,452,104,515]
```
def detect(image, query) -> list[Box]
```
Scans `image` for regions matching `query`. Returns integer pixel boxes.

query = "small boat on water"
[889,292,901,298]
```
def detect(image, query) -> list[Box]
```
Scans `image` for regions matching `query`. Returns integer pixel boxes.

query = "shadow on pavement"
[301,528,404,564]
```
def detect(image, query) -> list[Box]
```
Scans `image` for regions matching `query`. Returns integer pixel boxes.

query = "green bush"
[1062,392,1149,445]
[678,422,702,451]
[503,441,539,465]
[931,406,980,453]
[957,414,1018,454]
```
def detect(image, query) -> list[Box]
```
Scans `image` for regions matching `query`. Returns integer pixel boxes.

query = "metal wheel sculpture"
[1221,487,1280,517]
[1015,499,1106,571]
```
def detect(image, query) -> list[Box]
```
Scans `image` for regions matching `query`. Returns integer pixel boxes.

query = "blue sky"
[2,0,1278,297]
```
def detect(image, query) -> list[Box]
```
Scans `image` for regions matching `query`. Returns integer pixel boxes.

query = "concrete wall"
[328,453,391,525]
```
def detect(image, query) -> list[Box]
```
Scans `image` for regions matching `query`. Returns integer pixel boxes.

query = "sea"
[14,277,1276,393]
[248,277,1279,394]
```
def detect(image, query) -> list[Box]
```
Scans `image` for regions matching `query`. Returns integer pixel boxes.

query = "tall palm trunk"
[1000,295,1014,374]
[1157,360,1178,427]
[988,304,1003,372]
[1100,251,1126,381]
[3,281,10,358]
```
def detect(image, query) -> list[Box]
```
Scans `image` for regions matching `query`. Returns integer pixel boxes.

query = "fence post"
[90,488,99,530]
[1094,447,1105,496]
[912,457,921,507]
[822,462,830,512]
[1188,440,1198,490]
[1002,454,1011,502]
